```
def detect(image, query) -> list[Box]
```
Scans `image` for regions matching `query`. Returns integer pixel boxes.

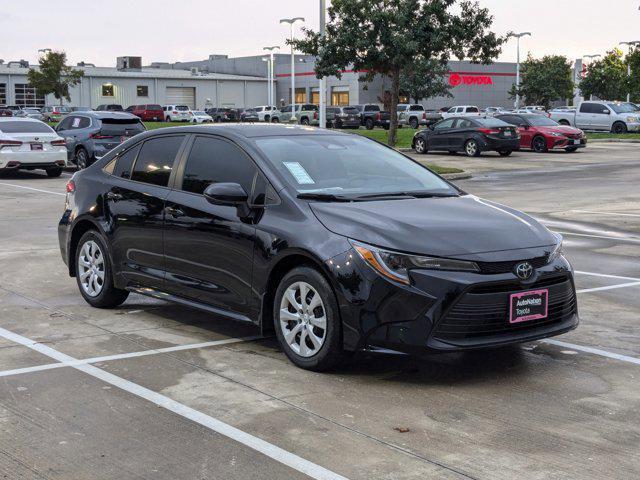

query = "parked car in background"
[71,107,93,112]
[549,101,640,133]
[96,104,124,112]
[496,113,587,153]
[330,106,361,129]
[162,105,191,122]
[54,111,145,169]
[0,118,67,177]
[239,108,259,122]
[131,104,164,122]
[16,107,45,121]
[278,104,320,125]
[42,106,72,122]
[484,106,510,117]
[190,110,214,123]
[412,116,519,157]
[524,106,547,114]
[124,106,135,113]
[0,108,12,117]
[548,106,575,112]
[397,104,428,129]
[352,104,390,130]
[254,106,280,123]
[441,105,481,119]
[205,108,239,123]
[4,106,23,114]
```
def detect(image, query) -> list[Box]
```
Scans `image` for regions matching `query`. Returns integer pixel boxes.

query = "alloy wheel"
[414,138,427,154]
[532,136,547,152]
[78,240,105,297]
[465,140,478,156]
[76,149,88,169]
[279,281,327,358]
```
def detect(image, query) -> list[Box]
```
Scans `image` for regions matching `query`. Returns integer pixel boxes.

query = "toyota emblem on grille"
[515,262,533,280]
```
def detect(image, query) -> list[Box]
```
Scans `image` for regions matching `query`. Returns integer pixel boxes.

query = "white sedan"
[190,110,214,123]
[0,118,67,177]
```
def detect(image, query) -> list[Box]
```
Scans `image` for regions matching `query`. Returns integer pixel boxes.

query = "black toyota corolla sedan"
[412,116,520,157]
[58,124,578,370]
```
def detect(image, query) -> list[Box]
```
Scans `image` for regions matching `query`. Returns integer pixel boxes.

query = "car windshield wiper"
[297,192,353,202]
[353,191,459,200]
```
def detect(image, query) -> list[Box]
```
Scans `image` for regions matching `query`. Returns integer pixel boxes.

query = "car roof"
[135,123,350,140]
[73,111,140,120]
[0,117,44,123]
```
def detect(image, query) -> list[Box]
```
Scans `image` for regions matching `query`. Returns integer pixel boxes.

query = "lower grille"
[433,276,576,341]
[476,256,548,274]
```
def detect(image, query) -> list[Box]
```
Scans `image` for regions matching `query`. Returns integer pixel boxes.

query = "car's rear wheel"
[75,148,89,169]
[166,116,172,122]
[414,137,428,154]
[558,120,570,126]
[271,117,279,123]
[300,117,310,125]
[274,266,344,371]
[365,118,374,130]
[464,139,481,157]
[532,135,548,153]
[498,150,512,157]
[612,122,627,134]
[409,117,419,129]
[75,231,129,308]
[46,167,63,177]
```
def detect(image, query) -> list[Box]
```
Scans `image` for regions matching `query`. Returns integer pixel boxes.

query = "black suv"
[205,108,239,122]
[59,125,577,371]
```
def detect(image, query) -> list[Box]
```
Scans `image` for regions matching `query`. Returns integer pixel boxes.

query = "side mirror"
[602,109,610,115]
[203,182,248,206]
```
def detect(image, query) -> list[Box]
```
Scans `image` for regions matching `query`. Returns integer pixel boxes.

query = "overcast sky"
[2,0,639,67]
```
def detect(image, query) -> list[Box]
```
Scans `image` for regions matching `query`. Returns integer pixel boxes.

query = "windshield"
[255,135,458,198]
[527,116,560,127]
[608,102,638,114]
[175,105,189,111]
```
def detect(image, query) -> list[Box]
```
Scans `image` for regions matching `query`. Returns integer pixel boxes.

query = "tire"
[464,139,481,157]
[365,118,374,130]
[565,147,578,153]
[532,135,548,153]
[335,120,343,129]
[409,117,419,129]
[273,266,344,371]
[166,116,172,122]
[498,151,512,157]
[414,137,428,154]
[558,120,570,126]
[264,115,270,123]
[612,122,627,134]
[271,117,279,123]
[75,147,90,169]
[75,230,129,308]
[300,117,310,126]
[46,167,63,177]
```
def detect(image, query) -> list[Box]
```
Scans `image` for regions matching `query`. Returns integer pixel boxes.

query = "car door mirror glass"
[203,183,248,206]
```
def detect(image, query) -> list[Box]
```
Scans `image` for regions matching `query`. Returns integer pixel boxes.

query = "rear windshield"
[343,107,360,114]
[147,105,162,110]
[175,105,189,111]
[466,107,479,113]
[99,119,145,135]
[0,121,54,134]
[476,118,510,127]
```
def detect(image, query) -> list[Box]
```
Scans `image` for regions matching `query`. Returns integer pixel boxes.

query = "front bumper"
[626,122,640,132]
[549,136,587,150]
[326,249,578,355]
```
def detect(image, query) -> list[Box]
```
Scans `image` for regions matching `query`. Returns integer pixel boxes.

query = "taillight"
[66,180,75,193]
[90,132,113,139]
[51,139,66,146]
[477,128,500,135]
[422,112,426,119]
[0,139,23,149]
[313,111,318,120]
[375,112,381,121]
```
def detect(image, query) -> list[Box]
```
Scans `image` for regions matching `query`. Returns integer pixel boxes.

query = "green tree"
[291,0,503,146]
[399,58,452,103]
[510,54,573,108]
[625,47,640,103]
[27,51,84,105]
[579,49,627,101]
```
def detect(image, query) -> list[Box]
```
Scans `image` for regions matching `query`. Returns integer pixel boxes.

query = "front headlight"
[351,240,479,285]
[548,233,564,262]
[626,116,639,123]
[550,132,565,137]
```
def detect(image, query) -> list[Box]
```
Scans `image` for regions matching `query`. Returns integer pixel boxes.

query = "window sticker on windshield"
[72,117,81,128]
[283,162,315,184]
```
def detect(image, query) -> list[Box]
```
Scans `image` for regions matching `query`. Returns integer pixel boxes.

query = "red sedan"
[496,113,586,153]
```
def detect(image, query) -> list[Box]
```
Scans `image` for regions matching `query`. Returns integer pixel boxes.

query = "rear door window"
[131,136,185,187]
[466,107,479,113]
[113,144,142,179]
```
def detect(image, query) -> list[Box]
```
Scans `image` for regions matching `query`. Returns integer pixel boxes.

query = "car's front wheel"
[532,135,548,153]
[612,122,627,134]
[75,148,89,169]
[414,137,428,154]
[75,231,129,308]
[409,117,419,129]
[274,266,344,371]
[365,118,374,130]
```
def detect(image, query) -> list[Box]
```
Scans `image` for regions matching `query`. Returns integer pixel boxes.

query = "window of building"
[131,136,184,187]
[14,84,45,108]
[331,88,349,106]
[0,84,6,105]
[102,84,114,97]
[137,85,149,97]
[289,88,306,104]
[182,136,257,196]
[311,90,319,105]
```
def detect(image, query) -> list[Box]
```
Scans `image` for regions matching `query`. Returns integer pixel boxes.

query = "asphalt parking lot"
[1,143,639,480]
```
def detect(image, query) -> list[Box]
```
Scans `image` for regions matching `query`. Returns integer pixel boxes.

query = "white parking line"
[570,210,640,218]
[0,335,261,379]
[0,182,65,196]
[575,271,640,282]
[577,281,640,294]
[0,326,348,480]
[556,231,640,244]
[542,339,640,366]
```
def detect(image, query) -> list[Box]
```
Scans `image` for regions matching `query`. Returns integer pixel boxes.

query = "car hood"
[310,195,556,257]
[536,125,582,135]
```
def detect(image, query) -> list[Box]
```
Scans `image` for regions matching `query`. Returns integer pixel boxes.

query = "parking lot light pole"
[318,0,327,128]
[507,32,531,109]
[280,17,305,121]
[263,46,280,107]
[620,41,640,102]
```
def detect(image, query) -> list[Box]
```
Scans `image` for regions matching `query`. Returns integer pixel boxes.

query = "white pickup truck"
[549,101,640,134]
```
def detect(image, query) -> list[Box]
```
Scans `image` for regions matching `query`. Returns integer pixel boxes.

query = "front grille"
[566,133,582,139]
[476,256,548,274]
[433,276,576,341]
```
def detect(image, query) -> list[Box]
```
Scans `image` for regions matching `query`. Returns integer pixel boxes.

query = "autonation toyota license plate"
[509,289,548,324]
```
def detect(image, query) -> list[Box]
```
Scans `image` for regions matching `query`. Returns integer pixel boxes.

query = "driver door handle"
[165,206,185,218]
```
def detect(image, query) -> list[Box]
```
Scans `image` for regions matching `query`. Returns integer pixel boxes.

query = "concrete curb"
[588,138,640,144]
[442,172,472,181]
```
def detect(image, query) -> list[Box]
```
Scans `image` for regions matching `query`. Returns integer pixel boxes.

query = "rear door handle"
[165,206,185,218]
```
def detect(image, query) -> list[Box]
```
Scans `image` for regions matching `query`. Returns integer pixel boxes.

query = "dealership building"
[0,54,583,110]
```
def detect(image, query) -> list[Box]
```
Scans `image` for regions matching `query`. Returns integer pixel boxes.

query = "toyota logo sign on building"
[448,73,494,87]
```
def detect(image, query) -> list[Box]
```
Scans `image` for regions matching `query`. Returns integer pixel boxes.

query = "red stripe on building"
[275,69,368,78]
[275,69,516,78]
